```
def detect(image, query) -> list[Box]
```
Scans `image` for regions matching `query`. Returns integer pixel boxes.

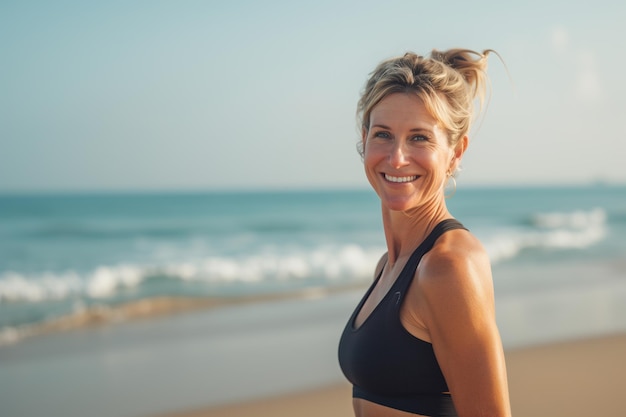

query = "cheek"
[421,151,446,172]
[362,148,386,189]
[363,153,379,181]
[362,143,384,166]
[422,152,451,185]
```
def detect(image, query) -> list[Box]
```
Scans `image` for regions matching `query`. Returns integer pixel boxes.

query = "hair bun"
[431,49,492,96]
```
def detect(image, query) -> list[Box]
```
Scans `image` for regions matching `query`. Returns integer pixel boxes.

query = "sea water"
[1,185,625,339]
[1,186,625,417]
[0,189,385,336]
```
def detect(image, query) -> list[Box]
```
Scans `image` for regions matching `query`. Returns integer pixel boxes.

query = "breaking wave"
[484,208,607,263]
[0,245,384,303]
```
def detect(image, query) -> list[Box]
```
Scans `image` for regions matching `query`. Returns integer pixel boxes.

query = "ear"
[450,135,468,172]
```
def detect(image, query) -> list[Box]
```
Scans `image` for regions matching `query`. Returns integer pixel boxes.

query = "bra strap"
[401,219,467,279]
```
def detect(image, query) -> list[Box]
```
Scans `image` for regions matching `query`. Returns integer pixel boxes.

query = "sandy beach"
[157,333,626,417]
[2,283,625,417]
[1,287,625,417]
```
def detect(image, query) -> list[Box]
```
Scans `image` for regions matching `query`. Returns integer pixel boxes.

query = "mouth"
[384,173,419,183]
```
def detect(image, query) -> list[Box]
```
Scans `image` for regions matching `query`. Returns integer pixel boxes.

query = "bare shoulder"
[416,228,495,312]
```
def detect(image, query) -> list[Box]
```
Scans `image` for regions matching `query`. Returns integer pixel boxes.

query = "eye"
[411,134,429,142]
[372,131,391,139]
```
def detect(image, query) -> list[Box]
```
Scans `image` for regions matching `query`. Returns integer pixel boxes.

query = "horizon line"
[1,180,625,196]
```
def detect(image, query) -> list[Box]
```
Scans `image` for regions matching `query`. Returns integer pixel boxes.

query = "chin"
[380,196,420,212]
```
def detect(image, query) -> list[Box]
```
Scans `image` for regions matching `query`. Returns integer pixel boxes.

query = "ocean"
[1,185,625,417]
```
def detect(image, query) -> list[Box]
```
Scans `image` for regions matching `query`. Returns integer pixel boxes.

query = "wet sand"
[157,333,626,417]
[2,287,624,417]
[0,285,363,346]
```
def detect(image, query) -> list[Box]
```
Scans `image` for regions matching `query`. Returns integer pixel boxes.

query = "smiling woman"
[362,93,459,212]
[338,49,511,417]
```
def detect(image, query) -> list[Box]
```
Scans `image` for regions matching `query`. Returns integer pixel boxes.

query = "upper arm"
[417,236,511,417]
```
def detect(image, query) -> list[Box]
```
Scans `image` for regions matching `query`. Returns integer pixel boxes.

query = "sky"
[1,0,625,192]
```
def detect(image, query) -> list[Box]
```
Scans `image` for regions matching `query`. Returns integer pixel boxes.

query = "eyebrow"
[371,124,434,133]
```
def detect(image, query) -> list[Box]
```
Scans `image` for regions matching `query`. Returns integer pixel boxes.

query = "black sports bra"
[338,219,466,416]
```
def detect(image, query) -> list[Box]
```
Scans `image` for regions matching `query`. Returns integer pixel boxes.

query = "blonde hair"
[357,48,493,150]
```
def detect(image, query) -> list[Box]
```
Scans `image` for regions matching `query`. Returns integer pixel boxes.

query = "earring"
[444,174,457,199]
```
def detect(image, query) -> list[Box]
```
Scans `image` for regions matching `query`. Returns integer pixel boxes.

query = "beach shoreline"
[1,285,624,417]
[0,283,367,347]
[154,333,626,417]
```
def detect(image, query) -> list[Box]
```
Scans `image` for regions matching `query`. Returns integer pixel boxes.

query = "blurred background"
[1,1,625,417]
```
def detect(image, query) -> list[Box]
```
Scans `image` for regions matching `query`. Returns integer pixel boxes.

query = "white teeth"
[384,174,418,183]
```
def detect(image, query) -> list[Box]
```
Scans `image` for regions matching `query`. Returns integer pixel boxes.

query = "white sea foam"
[164,245,382,284]
[484,208,607,263]
[0,245,384,303]
[0,271,83,302]
[0,265,146,302]
[531,207,606,229]
[0,208,609,304]
[86,265,144,298]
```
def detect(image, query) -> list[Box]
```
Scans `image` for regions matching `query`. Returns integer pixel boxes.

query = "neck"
[381,199,451,266]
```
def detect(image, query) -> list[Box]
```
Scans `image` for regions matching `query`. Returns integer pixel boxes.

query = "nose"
[389,142,409,169]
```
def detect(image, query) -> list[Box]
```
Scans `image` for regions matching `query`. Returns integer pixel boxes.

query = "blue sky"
[1,0,625,192]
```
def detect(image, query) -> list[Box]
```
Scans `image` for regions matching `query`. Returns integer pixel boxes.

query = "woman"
[338,49,511,417]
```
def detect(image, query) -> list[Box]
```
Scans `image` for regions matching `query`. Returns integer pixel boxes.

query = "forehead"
[370,93,439,129]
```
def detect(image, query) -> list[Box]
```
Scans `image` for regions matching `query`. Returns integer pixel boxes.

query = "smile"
[384,174,419,183]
